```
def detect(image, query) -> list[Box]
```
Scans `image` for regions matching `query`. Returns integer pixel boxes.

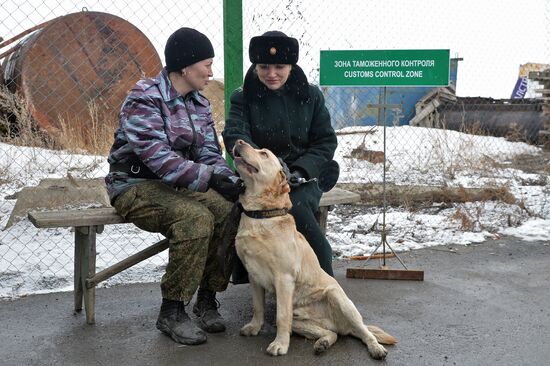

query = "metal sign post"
[347,86,424,280]
[320,49,450,281]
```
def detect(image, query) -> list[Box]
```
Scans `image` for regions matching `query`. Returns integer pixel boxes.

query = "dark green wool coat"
[223,81,337,276]
[222,84,337,180]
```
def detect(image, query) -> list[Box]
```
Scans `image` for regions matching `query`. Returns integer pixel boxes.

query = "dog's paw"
[314,338,330,354]
[368,343,388,360]
[240,322,261,336]
[266,339,289,356]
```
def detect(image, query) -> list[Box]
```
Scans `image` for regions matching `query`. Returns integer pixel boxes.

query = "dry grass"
[339,183,517,208]
[0,164,10,185]
[423,119,510,181]
[54,101,115,155]
[1,86,114,155]
[0,86,53,149]
[460,120,532,144]
[450,207,475,230]
[453,120,489,138]
[202,79,225,134]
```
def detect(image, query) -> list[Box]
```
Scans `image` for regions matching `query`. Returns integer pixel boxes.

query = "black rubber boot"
[192,288,226,333]
[156,298,207,345]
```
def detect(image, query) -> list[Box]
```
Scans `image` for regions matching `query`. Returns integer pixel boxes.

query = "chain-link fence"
[1,0,549,298]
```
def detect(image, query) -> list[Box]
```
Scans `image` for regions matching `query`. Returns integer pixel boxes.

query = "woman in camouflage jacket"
[106,28,243,346]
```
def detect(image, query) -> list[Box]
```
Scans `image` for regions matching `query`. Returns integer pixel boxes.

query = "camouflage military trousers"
[112,180,236,303]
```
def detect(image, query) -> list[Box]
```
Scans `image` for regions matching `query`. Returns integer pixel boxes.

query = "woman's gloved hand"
[209,173,245,201]
[288,168,307,188]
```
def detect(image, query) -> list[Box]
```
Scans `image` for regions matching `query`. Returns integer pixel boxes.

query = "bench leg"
[74,238,83,312]
[75,226,97,325]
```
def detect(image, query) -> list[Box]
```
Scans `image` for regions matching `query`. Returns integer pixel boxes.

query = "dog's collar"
[241,206,289,219]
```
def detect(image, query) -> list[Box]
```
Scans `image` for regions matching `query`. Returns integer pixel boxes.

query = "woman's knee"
[206,189,234,219]
[167,208,215,242]
[290,184,321,212]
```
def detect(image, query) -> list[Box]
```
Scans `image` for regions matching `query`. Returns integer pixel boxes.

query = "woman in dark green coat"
[222,31,338,277]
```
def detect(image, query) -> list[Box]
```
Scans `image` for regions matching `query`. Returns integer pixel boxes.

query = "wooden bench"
[27,187,360,324]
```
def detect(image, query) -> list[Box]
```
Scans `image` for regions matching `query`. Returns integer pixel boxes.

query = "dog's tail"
[324,285,397,345]
[366,325,397,345]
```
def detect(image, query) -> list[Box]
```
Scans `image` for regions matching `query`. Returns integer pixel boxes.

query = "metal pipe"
[0,18,56,50]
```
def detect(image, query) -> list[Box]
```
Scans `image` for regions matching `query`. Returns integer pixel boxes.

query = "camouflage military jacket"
[105,68,236,200]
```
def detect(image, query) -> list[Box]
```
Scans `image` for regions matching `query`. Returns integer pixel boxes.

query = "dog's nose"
[236,139,244,145]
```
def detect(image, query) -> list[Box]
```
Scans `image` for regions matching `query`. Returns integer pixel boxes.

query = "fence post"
[223,0,243,116]
[223,0,243,166]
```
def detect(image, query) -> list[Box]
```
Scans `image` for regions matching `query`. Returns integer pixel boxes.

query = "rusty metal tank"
[2,11,162,133]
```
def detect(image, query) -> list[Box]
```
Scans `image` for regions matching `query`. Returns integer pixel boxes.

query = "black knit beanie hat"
[243,31,310,102]
[164,27,214,72]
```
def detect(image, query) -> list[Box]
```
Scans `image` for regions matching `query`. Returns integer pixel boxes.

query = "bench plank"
[29,187,361,229]
[29,207,125,228]
[320,187,361,206]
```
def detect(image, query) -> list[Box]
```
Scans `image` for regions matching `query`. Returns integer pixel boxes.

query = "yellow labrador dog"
[232,139,396,359]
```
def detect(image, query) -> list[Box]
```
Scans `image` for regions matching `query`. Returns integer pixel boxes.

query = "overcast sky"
[1,0,548,98]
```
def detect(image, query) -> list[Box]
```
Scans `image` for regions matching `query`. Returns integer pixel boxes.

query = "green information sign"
[320,49,450,87]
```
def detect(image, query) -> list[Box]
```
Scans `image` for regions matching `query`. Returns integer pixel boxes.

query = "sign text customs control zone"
[320,49,450,87]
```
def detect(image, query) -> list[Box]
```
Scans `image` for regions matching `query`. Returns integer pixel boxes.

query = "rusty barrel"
[2,11,162,133]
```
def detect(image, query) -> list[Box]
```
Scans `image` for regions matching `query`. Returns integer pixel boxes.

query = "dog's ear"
[278,170,291,194]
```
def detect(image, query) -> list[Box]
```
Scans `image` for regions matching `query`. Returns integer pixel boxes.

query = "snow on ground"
[1,126,549,298]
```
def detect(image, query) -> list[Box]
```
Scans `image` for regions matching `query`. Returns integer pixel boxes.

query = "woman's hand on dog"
[209,173,245,201]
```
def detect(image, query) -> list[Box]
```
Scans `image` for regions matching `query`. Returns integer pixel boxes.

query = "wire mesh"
[1,0,549,297]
